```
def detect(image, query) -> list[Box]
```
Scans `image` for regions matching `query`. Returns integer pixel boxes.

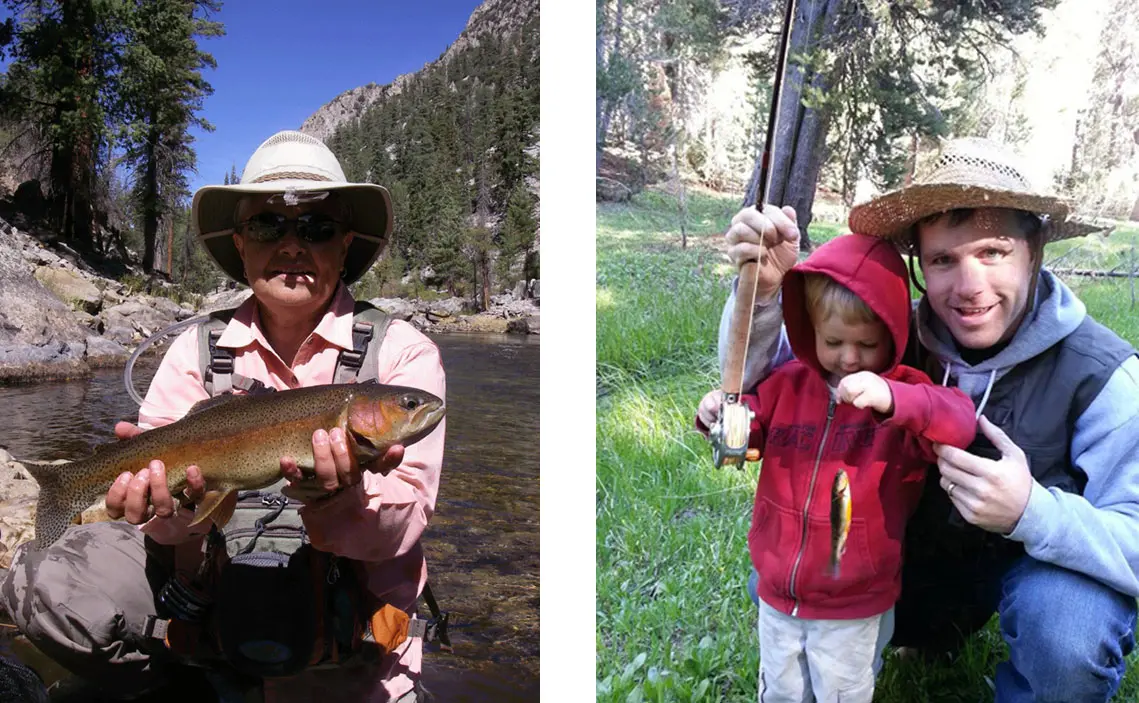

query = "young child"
[697,233,977,702]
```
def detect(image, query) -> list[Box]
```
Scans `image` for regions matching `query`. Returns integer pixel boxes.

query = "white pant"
[757,600,894,703]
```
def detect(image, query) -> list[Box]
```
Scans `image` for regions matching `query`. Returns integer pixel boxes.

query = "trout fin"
[21,459,97,550]
[188,488,238,530]
[185,394,243,417]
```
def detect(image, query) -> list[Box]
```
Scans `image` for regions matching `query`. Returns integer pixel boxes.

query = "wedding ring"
[947,482,957,497]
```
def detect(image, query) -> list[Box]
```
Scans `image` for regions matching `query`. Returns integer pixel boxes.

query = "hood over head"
[783,233,911,378]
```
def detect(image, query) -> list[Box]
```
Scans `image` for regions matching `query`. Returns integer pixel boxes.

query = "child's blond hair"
[803,273,880,326]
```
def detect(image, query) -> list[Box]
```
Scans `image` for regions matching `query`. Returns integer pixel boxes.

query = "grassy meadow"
[595,187,1139,702]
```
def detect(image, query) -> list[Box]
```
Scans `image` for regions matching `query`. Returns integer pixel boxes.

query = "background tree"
[117,0,222,274]
[740,0,1058,248]
[1052,0,1139,219]
[498,180,537,287]
[596,0,1063,250]
[0,0,122,250]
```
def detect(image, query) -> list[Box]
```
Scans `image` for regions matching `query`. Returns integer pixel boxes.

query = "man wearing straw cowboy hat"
[1,130,445,702]
[701,137,1139,700]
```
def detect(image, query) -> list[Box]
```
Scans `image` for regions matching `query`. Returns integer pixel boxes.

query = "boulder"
[507,315,540,335]
[202,287,253,313]
[34,267,103,315]
[147,295,188,320]
[427,297,466,318]
[73,310,104,334]
[101,300,180,341]
[0,236,90,382]
[86,335,130,363]
[368,297,416,321]
[104,325,137,345]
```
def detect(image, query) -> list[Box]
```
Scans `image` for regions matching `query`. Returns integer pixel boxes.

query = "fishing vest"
[143,301,451,679]
[195,300,393,559]
[904,316,1137,568]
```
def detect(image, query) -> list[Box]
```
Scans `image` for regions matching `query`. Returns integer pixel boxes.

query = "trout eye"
[400,395,420,411]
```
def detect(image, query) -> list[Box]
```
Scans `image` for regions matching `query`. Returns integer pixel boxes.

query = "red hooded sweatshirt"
[741,233,976,620]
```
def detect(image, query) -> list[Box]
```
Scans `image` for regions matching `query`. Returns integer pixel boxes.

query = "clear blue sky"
[1,0,484,195]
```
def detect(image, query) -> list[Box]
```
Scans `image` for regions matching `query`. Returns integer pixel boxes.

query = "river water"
[0,332,540,701]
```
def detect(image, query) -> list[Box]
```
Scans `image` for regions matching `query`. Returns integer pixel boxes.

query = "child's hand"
[836,371,894,415]
[697,389,724,431]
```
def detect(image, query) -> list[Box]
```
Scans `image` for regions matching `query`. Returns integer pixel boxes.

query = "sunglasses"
[238,212,345,244]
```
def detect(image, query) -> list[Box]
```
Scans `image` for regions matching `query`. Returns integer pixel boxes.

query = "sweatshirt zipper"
[788,397,836,617]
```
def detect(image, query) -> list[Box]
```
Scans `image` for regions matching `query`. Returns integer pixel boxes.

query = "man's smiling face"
[918,208,1037,350]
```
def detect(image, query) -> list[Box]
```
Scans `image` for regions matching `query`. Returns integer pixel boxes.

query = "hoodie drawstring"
[940,362,998,420]
[974,369,997,419]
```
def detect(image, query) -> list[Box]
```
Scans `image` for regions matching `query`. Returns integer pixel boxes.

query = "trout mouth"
[349,430,383,464]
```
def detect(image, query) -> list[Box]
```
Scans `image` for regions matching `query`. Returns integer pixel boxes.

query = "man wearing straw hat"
[701,137,1139,700]
[1,130,445,702]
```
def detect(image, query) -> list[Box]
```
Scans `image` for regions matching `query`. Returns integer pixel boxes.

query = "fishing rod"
[709,0,797,468]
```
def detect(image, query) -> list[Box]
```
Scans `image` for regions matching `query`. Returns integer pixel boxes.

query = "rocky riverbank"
[0,214,538,385]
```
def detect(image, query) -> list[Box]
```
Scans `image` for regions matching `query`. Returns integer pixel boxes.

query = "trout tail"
[21,460,96,550]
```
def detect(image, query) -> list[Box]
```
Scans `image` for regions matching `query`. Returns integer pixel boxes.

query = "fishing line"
[660,484,753,500]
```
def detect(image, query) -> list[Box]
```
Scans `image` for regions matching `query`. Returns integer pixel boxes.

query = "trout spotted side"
[830,468,851,578]
[20,381,445,550]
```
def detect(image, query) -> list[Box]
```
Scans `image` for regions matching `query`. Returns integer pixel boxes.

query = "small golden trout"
[20,381,445,549]
[830,469,851,578]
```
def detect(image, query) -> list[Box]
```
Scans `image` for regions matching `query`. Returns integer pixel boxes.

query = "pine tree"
[118,0,223,274]
[1,0,122,249]
[498,180,536,287]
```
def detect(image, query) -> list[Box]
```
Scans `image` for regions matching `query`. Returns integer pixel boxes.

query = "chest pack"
[142,301,451,678]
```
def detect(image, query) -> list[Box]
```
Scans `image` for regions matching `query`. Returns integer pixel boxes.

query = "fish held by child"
[830,468,851,577]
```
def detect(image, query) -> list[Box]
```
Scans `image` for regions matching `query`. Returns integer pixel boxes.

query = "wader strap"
[333,303,392,385]
[333,321,373,384]
[205,329,234,396]
[200,302,391,394]
[421,582,451,650]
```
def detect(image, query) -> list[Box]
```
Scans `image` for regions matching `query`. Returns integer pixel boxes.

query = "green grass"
[596,187,1139,702]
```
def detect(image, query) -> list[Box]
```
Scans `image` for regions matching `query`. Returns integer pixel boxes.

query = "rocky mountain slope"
[299,0,539,143]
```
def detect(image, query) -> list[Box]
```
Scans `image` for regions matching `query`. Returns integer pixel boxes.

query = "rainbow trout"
[20,381,445,550]
[830,469,851,578]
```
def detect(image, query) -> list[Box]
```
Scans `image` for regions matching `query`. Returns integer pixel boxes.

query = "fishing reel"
[709,396,758,469]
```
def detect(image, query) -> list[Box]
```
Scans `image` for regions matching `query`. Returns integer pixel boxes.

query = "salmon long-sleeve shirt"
[136,283,446,701]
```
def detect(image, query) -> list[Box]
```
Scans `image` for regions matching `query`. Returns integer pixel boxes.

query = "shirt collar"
[216,283,356,352]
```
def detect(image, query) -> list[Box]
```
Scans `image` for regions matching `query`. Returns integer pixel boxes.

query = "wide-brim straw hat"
[848,137,1110,248]
[191,130,393,285]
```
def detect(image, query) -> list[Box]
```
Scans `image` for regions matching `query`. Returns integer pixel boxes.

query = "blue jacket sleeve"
[1007,355,1139,597]
[717,277,795,392]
